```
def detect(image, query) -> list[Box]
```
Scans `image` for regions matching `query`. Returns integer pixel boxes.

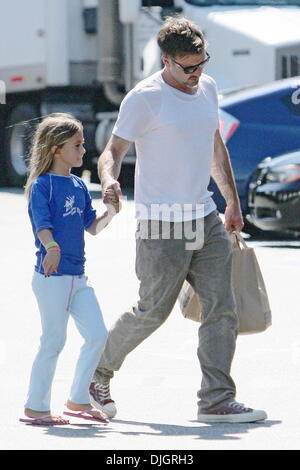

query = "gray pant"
[94,211,238,412]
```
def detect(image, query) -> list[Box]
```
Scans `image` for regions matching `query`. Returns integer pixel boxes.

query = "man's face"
[163,52,208,92]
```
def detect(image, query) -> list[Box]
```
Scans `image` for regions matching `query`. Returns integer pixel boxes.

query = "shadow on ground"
[41,418,281,442]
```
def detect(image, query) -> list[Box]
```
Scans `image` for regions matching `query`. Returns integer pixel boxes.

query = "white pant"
[25,272,108,411]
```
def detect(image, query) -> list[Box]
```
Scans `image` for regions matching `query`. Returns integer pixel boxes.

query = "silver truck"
[0,0,300,186]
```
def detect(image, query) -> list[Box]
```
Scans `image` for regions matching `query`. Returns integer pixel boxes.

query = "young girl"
[20,113,118,425]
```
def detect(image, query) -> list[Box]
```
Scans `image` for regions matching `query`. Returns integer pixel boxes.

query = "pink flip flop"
[63,410,109,424]
[19,415,70,426]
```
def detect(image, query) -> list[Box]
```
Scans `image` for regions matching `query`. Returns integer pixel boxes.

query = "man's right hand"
[98,135,132,215]
[103,180,122,215]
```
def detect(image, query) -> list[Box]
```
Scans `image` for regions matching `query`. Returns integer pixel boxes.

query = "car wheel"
[4,103,40,187]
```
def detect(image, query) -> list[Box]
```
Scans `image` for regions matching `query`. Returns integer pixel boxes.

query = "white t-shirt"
[113,71,219,221]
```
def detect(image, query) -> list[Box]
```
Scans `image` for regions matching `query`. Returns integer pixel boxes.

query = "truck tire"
[3,103,40,187]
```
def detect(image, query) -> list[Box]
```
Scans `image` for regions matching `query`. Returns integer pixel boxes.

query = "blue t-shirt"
[28,173,96,276]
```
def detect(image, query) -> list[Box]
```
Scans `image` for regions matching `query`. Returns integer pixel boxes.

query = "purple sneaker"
[197,400,267,423]
[89,381,117,418]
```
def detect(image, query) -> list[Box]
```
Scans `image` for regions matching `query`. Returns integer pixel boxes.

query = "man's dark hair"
[157,16,207,58]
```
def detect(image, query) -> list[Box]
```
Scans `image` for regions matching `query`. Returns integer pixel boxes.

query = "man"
[90,17,267,423]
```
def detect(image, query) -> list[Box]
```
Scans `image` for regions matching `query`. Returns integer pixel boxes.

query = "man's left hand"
[224,201,244,232]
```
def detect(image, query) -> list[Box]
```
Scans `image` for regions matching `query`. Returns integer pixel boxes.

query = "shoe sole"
[90,396,117,419]
[197,410,267,423]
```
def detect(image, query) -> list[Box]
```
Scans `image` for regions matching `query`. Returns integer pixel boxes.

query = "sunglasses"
[171,52,210,74]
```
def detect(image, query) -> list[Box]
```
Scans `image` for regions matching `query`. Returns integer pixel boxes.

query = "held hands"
[86,180,122,236]
[224,201,244,233]
[103,180,122,216]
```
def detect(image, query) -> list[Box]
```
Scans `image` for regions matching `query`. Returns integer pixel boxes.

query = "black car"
[247,150,300,235]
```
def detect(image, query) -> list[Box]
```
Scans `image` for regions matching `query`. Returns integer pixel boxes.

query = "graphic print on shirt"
[63,195,83,217]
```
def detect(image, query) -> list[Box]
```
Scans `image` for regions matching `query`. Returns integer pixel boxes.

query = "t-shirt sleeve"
[82,183,97,230]
[29,179,54,232]
[112,90,154,142]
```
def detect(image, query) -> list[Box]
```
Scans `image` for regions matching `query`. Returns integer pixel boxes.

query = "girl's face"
[52,129,86,174]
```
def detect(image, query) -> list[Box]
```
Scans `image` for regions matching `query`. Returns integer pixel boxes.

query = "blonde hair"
[24,113,82,199]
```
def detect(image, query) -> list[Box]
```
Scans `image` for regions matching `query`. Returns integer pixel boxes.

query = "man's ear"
[162,55,169,67]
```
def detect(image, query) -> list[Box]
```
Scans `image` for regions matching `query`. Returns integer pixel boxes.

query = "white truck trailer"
[0,0,300,186]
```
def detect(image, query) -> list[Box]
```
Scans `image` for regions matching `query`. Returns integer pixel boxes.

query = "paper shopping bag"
[177,231,272,334]
[177,280,202,323]
[231,231,272,334]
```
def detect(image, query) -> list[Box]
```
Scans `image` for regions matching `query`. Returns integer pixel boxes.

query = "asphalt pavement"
[1,186,300,451]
